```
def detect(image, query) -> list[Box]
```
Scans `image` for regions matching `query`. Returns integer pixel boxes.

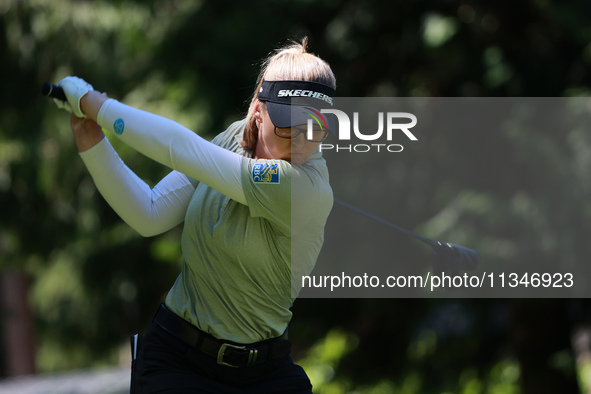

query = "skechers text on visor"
[257,80,336,129]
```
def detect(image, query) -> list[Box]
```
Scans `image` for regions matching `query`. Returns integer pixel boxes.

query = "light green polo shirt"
[165,119,333,344]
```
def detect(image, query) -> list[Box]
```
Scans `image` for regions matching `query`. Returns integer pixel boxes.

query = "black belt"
[153,304,291,368]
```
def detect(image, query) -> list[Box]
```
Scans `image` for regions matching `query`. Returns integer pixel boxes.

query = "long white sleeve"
[96,99,247,205]
[79,137,195,237]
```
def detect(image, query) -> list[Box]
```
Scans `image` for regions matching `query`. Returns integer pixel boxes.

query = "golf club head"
[432,242,480,275]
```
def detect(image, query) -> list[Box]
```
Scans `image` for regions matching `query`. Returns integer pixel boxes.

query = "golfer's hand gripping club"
[42,76,93,118]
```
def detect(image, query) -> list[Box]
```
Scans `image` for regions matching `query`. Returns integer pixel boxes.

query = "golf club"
[333,198,480,273]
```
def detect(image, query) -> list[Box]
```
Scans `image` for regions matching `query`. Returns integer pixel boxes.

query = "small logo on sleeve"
[252,163,280,184]
[114,118,125,135]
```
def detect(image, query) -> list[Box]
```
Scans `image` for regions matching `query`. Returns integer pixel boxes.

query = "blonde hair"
[241,37,336,152]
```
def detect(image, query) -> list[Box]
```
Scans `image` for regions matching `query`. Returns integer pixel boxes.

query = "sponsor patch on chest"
[252,163,280,184]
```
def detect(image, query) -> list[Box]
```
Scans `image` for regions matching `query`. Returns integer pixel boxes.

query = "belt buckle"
[217,343,258,367]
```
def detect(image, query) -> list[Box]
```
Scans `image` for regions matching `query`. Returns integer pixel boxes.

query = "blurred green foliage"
[2,0,591,393]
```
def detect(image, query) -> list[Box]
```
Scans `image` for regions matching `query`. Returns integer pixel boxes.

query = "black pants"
[132,320,313,393]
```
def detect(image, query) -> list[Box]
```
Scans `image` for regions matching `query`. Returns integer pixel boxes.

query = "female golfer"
[55,38,335,393]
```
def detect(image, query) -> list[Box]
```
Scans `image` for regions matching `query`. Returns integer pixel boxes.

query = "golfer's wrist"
[74,130,105,153]
[71,116,106,153]
[80,91,109,121]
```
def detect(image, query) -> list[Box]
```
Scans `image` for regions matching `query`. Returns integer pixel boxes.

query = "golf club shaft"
[334,199,480,270]
[333,198,438,248]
